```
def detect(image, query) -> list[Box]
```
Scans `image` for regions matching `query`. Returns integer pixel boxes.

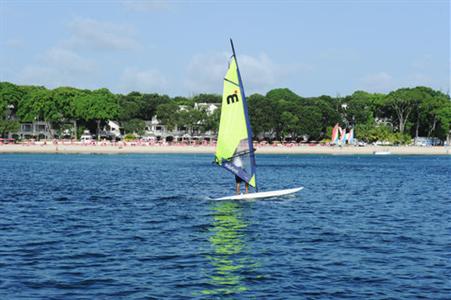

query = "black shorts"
[235,175,243,183]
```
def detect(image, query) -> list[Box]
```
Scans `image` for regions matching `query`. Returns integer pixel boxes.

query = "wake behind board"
[214,186,303,201]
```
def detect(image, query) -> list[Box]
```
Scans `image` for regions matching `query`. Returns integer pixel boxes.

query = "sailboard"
[214,39,302,200]
[215,187,304,201]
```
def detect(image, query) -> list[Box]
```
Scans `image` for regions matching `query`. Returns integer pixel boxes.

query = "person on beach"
[233,155,248,195]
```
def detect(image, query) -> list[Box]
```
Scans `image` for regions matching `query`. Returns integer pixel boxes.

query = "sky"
[0,0,449,97]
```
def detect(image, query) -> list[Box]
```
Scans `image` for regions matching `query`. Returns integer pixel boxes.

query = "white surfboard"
[214,186,303,201]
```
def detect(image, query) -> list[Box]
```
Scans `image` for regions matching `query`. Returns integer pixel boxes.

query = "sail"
[215,41,257,190]
[331,123,339,144]
[347,128,354,144]
[339,127,347,144]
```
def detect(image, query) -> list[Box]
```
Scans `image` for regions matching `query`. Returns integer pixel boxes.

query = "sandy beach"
[0,142,449,155]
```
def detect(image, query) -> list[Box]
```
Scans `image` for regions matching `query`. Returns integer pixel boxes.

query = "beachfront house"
[413,137,442,146]
[194,102,220,141]
[16,121,52,140]
[100,120,122,140]
[194,102,220,115]
[144,116,168,140]
[144,116,190,142]
[143,103,220,142]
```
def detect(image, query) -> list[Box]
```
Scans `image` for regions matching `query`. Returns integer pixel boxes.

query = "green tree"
[16,86,61,122]
[303,95,341,138]
[414,88,450,138]
[345,91,384,125]
[0,82,24,138]
[204,106,221,134]
[368,125,392,143]
[279,111,299,139]
[140,93,170,120]
[1,81,449,144]
[51,87,86,119]
[74,88,119,139]
[118,92,171,121]
[0,82,25,116]
[435,101,451,142]
[118,92,142,121]
[355,122,373,142]
[156,102,179,130]
[177,107,207,135]
[385,88,419,134]
[266,88,301,103]
[248,93,277,138]
[297,106,323,140]
[51,86,87,138]
[192,93,221,104]
[123,118,146,136]
[276,98,294,138]
[0,119,20,138]
[265,89,303,140]
[172,96,192,106]
[75,88,119,120]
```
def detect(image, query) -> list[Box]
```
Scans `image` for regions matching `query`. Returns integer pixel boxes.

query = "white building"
[98,120,122,139]
[414,137,442,146]
[143,103,220,141]
[105,121,122,138]
[194,103,220,115]
[17,121,52,140]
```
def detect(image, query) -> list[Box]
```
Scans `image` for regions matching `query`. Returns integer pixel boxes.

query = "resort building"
[144,116,170,140]
[194,102,220,114]
[16,121,52,140]
[144,117,215,142]
[100,120,122,140]
[143,103,220,142]
[413,137,442,146]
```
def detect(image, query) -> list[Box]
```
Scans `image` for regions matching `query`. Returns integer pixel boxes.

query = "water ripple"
[0,154,449,299]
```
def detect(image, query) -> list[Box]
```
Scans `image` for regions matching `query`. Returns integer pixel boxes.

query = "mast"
[230,39,258,192]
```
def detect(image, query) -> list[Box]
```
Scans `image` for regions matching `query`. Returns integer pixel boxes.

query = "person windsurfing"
[233,155,249,195]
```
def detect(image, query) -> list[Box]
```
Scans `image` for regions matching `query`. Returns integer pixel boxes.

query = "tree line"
[0,81,450,143]
[248,87,450,144]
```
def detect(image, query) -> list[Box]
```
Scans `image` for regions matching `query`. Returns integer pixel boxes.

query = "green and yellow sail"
[215,40,257,191]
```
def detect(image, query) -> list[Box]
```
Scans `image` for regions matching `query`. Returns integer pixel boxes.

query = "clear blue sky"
[0,0,449,97]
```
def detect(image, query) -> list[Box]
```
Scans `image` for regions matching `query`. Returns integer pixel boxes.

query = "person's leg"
[245,183,249,194]
[236,182,240,195]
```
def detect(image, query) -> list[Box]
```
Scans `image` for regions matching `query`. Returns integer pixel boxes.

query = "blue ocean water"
[0,154,450,299]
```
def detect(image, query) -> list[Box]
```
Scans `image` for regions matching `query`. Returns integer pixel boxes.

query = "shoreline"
[0,144,449,155]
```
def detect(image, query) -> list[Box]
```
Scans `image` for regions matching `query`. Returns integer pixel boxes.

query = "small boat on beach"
[373,151,392,155]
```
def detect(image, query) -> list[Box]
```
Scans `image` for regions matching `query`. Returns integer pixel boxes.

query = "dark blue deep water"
[0,154,450,299]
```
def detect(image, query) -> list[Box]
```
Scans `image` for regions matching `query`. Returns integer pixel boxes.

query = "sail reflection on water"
[202,201,260,297]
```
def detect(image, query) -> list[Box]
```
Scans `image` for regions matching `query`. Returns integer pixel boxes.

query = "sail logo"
[226,92,239,105]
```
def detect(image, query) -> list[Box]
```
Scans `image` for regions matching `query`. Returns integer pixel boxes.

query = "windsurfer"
[233,155,249,194]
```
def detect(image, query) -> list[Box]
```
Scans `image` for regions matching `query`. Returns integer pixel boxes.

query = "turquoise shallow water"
[0,154,450,299]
